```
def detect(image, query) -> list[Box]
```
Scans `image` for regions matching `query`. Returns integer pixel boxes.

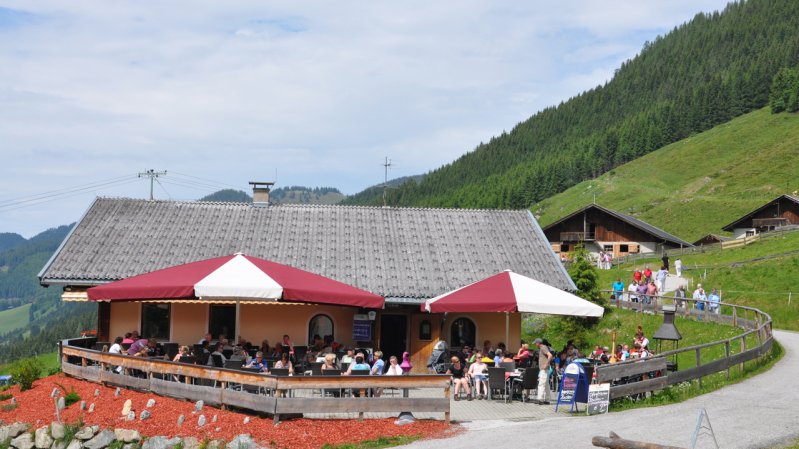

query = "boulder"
[139,411,151,421]
[194,400,203,412]
[74,427,96,441]
[51,422,66,440]
[114,429,141,443]
[126,411,135,421]
[121,399,133,417]
[83,429,116,449]
[66,440,82,449]
[146,399,156,408]
[205,441,224,449]
[197,415,206,428]
[11,432,34,449]
[52,441,66,449]
[35,426,54,449]
[141,436,181,449]
[225,435,256,449]
[0,422,30,441]
[181,437,200,449]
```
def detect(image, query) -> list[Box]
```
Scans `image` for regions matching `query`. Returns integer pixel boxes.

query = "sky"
[0,1,733,238]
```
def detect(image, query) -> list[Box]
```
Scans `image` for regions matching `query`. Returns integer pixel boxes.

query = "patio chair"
[499,361,516,372]
[487,367,509,402]
[512,367,538,402]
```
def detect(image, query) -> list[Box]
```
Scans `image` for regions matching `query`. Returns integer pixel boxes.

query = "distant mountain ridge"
[341,174,425,206]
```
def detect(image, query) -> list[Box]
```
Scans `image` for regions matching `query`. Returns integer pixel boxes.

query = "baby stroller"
[427,340,449,374]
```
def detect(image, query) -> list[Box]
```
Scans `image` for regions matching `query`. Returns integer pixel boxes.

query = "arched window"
[308,314,334,346]
[449,317,475,349]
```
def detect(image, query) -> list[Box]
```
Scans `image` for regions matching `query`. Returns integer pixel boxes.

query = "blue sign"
[556,363,589,413]
[353,320,372,341]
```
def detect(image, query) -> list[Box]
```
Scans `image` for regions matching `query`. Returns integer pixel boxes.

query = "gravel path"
[403,330,799,449]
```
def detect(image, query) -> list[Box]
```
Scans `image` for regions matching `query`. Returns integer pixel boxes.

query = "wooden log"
[592,431,688,449]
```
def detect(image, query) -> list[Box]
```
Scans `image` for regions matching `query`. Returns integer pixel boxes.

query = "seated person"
[514,343,531,366]
[340,347,355,364]
[385,355,403,376]
[270,342,284,358]
[121,333,135,345]
[273,352,294,375]
[321,353,339,371]
[207,342,227,367]
[467,352,488,399]
[172,345,191,362]
[370,351,385,376]
[109,337,124,355]
[493,349,504,367]
[446,356,471,401]
[345,354,370,375]
[245,351,268,372]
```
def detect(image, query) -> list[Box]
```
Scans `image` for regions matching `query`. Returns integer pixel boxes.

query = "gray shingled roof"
[542,203,693,247]
[721,194,799,231]
[39,198,575,301]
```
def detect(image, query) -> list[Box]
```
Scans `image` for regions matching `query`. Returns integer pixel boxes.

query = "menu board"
[587,383,610,415]
[353,319,372,341]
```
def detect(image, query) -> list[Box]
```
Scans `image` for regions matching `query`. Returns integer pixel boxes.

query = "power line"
[138,169,167,201]
[170,171,241,190]
[0,174,138,207]
[0,178,141,212]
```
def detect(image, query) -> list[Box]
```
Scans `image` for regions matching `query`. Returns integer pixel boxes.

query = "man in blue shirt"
[612,279,625,302]
[245,351,268,372]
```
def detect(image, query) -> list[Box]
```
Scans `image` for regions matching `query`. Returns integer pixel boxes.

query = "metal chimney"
[249,181,274,207]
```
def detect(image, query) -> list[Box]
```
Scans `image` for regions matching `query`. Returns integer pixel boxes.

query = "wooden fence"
[59,340,451,423]
[595,292,773,400]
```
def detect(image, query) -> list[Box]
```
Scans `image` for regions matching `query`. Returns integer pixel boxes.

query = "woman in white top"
[108,337,123,354]
[385,355,403,376]
[467,352,488,399]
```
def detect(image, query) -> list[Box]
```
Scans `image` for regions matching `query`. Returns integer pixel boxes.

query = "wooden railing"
[59,340,451,423]
[595,292,773,400]
[560,232,595,241]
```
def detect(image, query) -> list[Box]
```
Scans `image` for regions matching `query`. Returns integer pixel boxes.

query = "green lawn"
[0,303,31,335]
[535,108,799,243]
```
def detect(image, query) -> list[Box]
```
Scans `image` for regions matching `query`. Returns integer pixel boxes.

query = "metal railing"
[595,291,773,400]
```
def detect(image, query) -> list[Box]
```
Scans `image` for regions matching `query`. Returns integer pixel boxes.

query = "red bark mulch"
[0,375,455,449]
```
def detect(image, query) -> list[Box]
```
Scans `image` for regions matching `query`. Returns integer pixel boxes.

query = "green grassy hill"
[536,108,799,242]
[0,303,31,335]
[596,230,799,330]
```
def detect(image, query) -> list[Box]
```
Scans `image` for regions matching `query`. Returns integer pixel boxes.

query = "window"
[603,244,613,252]
[619,244,629,253]
[450,317,476,348]
[745,230,756,237]
[141,304,170,340]
[209,305,236,341]
[560,243,570,252]
[419,320,432,341]
[308,314,334,345]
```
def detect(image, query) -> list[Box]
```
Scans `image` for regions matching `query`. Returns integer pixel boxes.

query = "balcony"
[559,232,595,241]
[753,218,789,228]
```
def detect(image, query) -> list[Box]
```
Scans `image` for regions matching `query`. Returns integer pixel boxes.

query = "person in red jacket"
[643,266,653,284]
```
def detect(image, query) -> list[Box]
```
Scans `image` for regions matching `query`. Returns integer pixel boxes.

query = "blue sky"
[1,1,732,237]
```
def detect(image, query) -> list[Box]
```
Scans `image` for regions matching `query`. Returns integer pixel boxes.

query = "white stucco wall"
[732,228,757,239]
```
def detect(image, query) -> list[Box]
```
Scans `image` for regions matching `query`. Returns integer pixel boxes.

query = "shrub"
[0,393,12,401]
[8,357,45,391]
[55,382,81,407]
[1,403,17,412]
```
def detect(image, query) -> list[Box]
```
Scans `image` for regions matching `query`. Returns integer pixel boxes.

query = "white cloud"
[0,0,732,237]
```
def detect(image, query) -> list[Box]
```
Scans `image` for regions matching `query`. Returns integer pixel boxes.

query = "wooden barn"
[721,193,799,239]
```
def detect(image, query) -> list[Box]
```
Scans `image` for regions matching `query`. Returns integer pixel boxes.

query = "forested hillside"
[349,0,799,209]
[341,175,425,206]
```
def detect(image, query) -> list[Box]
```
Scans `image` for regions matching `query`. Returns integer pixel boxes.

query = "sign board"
[587,383,610,415]
[352,320,372,341]
[556,363,589,413]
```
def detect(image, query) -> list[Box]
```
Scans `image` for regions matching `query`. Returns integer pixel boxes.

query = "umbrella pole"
[235,300,241,344]
[505,312,509,348]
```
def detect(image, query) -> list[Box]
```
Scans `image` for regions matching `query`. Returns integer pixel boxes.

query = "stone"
[123,444,136,449]
[88,404,95,413]
[114,429,141,443]
[127,411,135,421]
[194,400,203,412]
[197,415,206,427]
[51,422,66,440]
[205,441,223,449]
[94,389,100,397]
[79,401,86,411]
[35,426,54,449]
[56,397,66,411]
[0,422,29,441]
[212,415,217,423]
[146,399,156,408]
[141,436,181,449]
[74,427,96,441]
[53,441,66,449]
[83,429,116,449]
[181,437,200,449]
[121,399,133,417]
[10,397,15,405]
[139,410,151,421]
[225,435,256,449]
[177,415,185,427]
[11,432,34,449]
[242,417,249,425]
[115,388,121,397]
[51,388,60,399]
[66,440,82,449]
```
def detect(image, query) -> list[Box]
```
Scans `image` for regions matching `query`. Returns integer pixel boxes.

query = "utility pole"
[138,169,167,200]
[382,157,392,208]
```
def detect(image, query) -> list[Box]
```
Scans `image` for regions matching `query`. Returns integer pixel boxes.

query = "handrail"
[594,290,772,400]
[59,339,452,423]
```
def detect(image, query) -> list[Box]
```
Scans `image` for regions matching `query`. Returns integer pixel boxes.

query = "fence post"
[732,307,737,328]
[695,347,702,389]
[724,340,731,380]
[739,337,746,375]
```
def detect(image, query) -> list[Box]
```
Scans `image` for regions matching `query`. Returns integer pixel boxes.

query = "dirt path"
[403,330,798,449]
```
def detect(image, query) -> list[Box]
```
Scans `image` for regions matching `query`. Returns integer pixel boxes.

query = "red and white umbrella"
[88,253,383,309]
[421,270,603,316]
[421,270,603,346]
